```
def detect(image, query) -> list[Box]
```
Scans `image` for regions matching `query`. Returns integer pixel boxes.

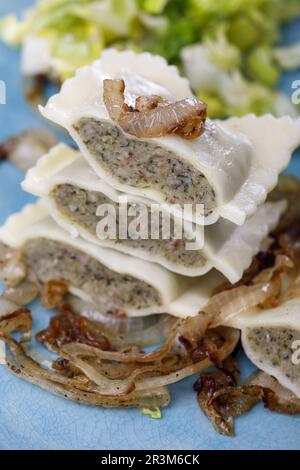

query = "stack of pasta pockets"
[2,49,300,319]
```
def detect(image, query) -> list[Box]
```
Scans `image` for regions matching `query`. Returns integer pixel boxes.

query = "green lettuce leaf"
[141,407,162,419]
[0,0,299,117]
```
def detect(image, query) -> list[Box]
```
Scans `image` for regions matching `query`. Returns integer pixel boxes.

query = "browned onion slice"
[59,318,183,364]
[68,296,176,348]
[56,326,239,395]
[135,95,166,112]
[4,330,171,407]
[0,308,32,341]
[206,253,294,329]
[103,79,207,139]
[250,371,300,413]
[195,368,300,436]
[0,306,237,406]
[0,308,170,408]
[40,280,69,309]
[36,302,111,352]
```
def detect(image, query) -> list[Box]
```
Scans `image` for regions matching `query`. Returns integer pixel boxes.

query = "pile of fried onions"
[0,301,239,409]
[103,79,207,139]
[1,174,300,425]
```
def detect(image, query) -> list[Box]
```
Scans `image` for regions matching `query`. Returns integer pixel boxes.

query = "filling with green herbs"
[24,238,162,313]
[51,184,207,267]
[73,118,216,215]
[245,327,300,385]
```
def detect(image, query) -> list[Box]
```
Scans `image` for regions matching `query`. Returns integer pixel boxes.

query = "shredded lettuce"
[0,0,138,81]
[140,407,162,419]
[205,30,241,73]
[0,0,299,117]
[246,45,280,87]
[0,15,30,45]
[182,39,297,118]
[138,0,168,14]
[274,43,300,70]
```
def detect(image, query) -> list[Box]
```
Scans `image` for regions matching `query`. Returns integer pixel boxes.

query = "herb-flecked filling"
[24,238,162,313]
[51,184,207,268]
[246,327,300,385]
[73,118,216,215]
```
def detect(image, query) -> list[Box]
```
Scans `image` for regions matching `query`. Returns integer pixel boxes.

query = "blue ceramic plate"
[0,0,300,450]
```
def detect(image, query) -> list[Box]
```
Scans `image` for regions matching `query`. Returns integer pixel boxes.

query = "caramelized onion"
[40,280,69,309]
[0,308,170,408]
[0,304,239,403]
[135,95,166,112]
[0,307,32,341]
[103,79,207,139]
[57,326,239,395]
[208,254,294,328]
[250,371,300,413]
[60,319,183,364]
[135,328,240,391]
[36,303,111,352]
[194,357,240,435]
[68,296,175,348]
[195,368,300,436]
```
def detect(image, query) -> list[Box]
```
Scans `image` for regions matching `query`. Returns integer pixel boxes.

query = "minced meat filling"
[73,118,216,216]
[51,184,207,268]
[23,238,162,312]
[246,327,300,385]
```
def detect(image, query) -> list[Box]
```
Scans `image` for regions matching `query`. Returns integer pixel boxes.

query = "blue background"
[0,0,300,450]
